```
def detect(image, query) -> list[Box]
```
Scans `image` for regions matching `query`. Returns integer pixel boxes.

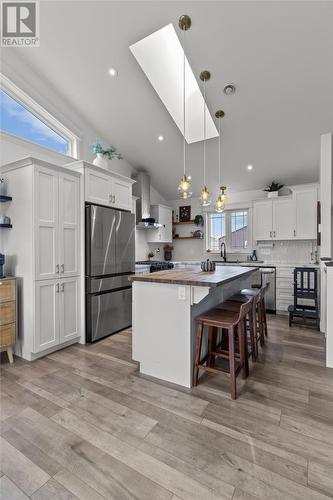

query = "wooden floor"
[1,315,333,500]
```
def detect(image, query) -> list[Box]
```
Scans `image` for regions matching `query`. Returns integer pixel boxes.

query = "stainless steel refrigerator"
[85,204,135,342]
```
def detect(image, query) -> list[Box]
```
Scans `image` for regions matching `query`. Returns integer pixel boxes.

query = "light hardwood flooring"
[1,315,333,500]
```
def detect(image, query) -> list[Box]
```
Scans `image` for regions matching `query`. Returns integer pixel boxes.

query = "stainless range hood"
[133,171,163,229]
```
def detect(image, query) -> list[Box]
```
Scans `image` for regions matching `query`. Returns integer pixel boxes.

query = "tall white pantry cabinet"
[0,158,81,360]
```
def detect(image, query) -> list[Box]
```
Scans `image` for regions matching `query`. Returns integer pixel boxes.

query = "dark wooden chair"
[193,297,253,399]
[228,283,269,357]
[288,267,319,329]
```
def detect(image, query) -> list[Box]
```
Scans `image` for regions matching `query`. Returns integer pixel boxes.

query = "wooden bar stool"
[193,298,253,399]
[216,298,256,362]
[230,284,269,354]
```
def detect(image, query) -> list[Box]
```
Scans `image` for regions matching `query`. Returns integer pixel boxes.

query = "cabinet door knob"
[61,263,64,273]
[113,195,116,203]
[109,194,112,203]
[56,264,59,273]
[56,283,60,293]
[61,283,65,292]
[293,229,296,237]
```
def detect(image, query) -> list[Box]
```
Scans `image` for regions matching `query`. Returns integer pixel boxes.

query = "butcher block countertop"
[129,265,257,287]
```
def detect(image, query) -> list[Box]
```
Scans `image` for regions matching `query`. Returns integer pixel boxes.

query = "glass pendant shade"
[178,174,192,199]
[215,186,227,212]
[200,185,211,207]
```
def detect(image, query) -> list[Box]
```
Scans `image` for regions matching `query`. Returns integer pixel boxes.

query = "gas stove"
[136,261,174,273]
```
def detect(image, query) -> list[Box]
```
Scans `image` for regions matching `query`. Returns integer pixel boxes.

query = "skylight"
[130,24,218,144]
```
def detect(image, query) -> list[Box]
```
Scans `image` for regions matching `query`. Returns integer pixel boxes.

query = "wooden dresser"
[0,277,16,363]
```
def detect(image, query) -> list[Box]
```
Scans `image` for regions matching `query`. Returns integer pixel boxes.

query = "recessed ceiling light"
[223,84,236,95]
[157,135,164,141]
[247,164,253,171]
[108,68,118,77]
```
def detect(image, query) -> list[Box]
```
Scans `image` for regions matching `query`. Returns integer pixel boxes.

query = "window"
[0,75,78,157]
[207,210,249,252]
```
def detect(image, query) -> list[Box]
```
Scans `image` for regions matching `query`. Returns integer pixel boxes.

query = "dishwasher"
[260,267,276,313]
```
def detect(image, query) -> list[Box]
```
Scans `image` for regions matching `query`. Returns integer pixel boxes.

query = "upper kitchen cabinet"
[253,200,273,241]
[253,184,318,241]
[34,166,80,280]
[66,161,135,212]
[273,197,295,240]
[147,205,173,243]
[294,186,318,240]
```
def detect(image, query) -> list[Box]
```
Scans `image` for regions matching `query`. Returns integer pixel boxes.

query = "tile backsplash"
[255,239,318,264]
[146,239,318,264]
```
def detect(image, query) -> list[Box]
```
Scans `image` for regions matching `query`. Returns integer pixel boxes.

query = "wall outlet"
[178,286,186,300]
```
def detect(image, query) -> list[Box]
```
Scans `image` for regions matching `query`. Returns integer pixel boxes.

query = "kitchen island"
[129,266,258,388]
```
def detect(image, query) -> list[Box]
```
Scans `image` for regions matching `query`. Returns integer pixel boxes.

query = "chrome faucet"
[220,242,227,262]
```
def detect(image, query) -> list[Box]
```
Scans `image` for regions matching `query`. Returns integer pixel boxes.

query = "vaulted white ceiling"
[4,1,333,200]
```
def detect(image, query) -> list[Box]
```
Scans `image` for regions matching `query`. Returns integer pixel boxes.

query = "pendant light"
[215,109,227,212]
[199,70,211,207]
[177,15,192,199]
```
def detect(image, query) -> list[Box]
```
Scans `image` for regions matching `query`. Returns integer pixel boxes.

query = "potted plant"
[91,142,123,169]
[264,181,284,198]
[194,214,204,226]
[164,244,173,261]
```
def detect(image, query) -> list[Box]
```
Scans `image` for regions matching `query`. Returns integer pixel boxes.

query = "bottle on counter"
[251,250,258,262]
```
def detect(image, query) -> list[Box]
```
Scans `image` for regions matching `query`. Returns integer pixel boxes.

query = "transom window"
[0,75,78,157]
[207,210,248,252]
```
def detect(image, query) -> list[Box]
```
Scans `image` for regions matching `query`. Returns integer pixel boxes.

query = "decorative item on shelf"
[192,230,203,239]
[179,205,191,222]
[147,251,155,261]
[201,259,216,272]
[264,181,284,198]
[91,142,123,169]
[199,70,212,207]
[215,109,227,212]
[164,244,173,261]
[194,214,204,226]
[0,215,11,228]
[0,178,7,196]
[177,15,192,199]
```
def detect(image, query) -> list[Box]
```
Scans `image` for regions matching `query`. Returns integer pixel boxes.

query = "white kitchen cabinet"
[35,167,80,280]
[273,198,295,240]
[59,276,80,343]
[34,279,59,353]
[0,158,82,360]
[34,276,80,353]
[147,204,173,243]
[59,172,80,277]
[34,166,59,280]
[67,161,135,212]
[253,200,273,241]
[253,185,318,242]
[85,168,111,206]
[295,188,317,240]
[111,177,132,211]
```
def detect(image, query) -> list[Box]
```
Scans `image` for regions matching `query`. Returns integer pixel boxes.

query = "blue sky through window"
[0,89,68,155]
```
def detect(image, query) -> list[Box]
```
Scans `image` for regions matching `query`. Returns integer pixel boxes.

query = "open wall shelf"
[173,220,195,225]
[173,236,203,240]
